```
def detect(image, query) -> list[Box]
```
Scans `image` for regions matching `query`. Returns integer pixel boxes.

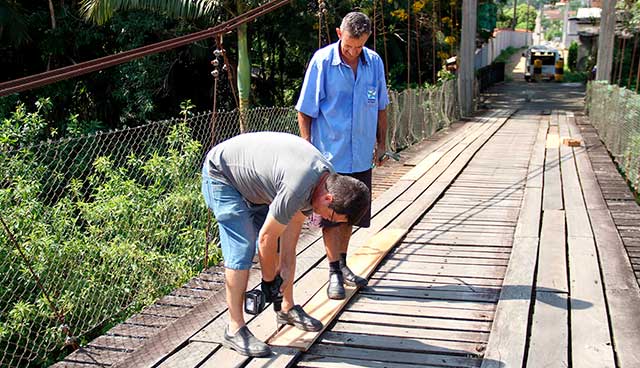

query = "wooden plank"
[400,119,488,181]
[391,248,511,260]
[525,116,548,190]
[513,187,542,238]
[297,354,444,368]
[395,243,512,253]
[543,125,563,211]
[568,236,615,368]
[269,228,407,349]
[337,310,493,331]
[198,345,254,368]
[367,276,501,292]
[318,331,483,356]
[481,237,539,368]
[87,335,146,352]
[404,121,473,166]
[56,346,131,367]
[526,291,569,368]
[386,253,508,266]
[369,272,504,288]
[377,260,506,279]
[331,320,490,343]
[306,345,481,368]
[156,341,217,368]
[573,111,640,368]
[537,210,568,292]
[241,347,300,368]
[360,286,498,303]
[346,298,494,321]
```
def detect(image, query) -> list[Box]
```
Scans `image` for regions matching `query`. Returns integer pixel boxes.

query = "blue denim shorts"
[202,168,268,270]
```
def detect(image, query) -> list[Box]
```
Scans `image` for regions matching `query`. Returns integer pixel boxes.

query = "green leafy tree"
[79,0,253,111]
[498,3,536,31]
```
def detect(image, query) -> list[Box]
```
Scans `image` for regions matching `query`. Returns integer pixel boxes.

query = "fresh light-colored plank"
[269,228,407,349]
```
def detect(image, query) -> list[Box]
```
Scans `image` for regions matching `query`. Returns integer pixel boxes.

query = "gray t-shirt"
[204,132,334,225]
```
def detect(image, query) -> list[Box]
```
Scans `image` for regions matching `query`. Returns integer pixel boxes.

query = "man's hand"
[374,143,388,167]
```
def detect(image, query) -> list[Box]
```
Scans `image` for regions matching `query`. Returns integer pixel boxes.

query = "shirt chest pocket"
[366,85,377,106]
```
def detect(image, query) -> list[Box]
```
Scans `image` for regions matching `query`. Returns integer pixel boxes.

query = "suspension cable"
[0,0,290,97]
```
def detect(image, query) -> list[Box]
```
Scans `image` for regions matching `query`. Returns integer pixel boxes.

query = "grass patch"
[561,70,588,83]
[494,46,524,64]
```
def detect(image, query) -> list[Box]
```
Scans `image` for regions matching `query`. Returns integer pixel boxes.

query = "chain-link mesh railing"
[387,80,459,151]
[586,81,640,193]
[0,83,458,367]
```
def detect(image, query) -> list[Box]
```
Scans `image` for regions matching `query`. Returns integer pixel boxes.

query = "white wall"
[474,30,533,70]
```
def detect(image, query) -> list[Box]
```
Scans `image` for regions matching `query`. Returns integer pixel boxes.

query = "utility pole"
[596,0,617,81]
[459,0,477,117]
[562,1,569,48]
[525,0,531,46]
[512,0,519,30]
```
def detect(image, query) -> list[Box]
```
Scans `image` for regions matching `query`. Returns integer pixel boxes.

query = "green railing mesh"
[586,81,640,193]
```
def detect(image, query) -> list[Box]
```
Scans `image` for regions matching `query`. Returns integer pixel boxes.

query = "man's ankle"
[228,322,244,335]
[329,260,342,274]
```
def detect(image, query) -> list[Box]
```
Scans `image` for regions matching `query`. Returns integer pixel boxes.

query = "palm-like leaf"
[79,0,222,25]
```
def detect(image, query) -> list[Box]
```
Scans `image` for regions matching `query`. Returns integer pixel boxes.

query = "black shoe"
[340,264,368,287]
[277,305,323,332]
[222,325,271,357]
[327,272,346,300]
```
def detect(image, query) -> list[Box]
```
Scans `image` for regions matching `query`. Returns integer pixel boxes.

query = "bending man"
[201,132,370,356]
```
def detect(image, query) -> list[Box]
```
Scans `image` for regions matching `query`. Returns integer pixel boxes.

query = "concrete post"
[596,0,617,81]
[458,0,477,117]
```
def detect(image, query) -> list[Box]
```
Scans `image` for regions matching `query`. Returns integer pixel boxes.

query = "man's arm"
[374,109,388,166]
[258,215,286,283]
[278,211,306,291]
[298,111,313,142]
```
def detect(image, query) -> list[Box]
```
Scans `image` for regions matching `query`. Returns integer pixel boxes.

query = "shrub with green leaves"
[568,41,578,72]
[0,120,217,367]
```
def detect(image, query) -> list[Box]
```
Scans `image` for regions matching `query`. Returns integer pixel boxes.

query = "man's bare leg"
[225,268,249,333]
[222,268,271,357]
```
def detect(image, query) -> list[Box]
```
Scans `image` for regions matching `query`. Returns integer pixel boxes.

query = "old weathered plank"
[331,320,490,343]
[155,341,217,368]
[307,345,481,368]
[537,210,567,292]
[568,236,615,367]
[526,291,569,367]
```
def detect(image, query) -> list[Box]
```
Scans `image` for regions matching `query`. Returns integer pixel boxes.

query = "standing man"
[202,132,369,357]
[296,11,389,300]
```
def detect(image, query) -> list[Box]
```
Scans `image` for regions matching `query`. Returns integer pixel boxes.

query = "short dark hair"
[326,173,370,225]
[340,12,371,38]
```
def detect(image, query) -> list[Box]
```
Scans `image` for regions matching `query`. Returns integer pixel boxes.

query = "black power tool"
[244,274,283,315]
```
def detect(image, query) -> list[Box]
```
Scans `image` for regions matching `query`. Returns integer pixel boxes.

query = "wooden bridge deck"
[54,86,640,368]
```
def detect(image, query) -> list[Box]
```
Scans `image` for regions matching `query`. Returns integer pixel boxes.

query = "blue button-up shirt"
[296,41,389,173]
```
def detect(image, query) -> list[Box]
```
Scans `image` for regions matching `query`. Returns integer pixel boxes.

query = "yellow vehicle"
[523,45,561,82]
